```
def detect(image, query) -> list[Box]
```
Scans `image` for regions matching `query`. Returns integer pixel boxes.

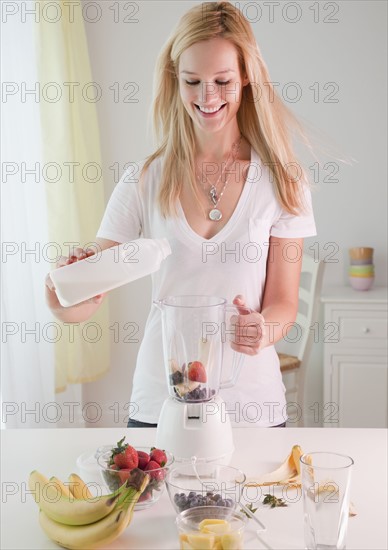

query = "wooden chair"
[276,253,325,426]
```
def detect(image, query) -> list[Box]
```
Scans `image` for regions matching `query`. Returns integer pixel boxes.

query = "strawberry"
[188,361,207,383]
[113,446,139,470]
[117,468,132,485]
[138,491,152,502]
[137,450,150,470]
[150,447,167,467]
[144,460,166,481]
[110,436,139,470]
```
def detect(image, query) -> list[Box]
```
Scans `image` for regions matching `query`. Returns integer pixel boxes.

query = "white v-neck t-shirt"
[96,148,317,426]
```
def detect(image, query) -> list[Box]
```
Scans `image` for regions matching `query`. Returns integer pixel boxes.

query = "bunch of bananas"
[28,468,149,549]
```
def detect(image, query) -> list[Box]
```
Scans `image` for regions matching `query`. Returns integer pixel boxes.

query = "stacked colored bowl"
[349,247,374,290]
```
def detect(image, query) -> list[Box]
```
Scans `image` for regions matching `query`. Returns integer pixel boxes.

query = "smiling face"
[178,37,249,133]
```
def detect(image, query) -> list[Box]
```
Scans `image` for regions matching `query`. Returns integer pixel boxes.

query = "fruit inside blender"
[169,358,216,402]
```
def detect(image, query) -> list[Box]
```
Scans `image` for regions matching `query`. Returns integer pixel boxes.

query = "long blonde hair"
[140,1,310,216]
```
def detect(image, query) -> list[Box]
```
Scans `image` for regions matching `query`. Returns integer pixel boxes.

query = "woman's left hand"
[230,295,266,355]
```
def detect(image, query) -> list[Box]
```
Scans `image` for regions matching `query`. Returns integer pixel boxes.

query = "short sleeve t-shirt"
[96,147,317,426]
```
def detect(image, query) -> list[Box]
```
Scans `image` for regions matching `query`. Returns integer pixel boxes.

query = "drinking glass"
[300,452,354,550]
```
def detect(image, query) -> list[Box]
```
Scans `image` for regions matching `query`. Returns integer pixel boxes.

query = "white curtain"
[1,3,82,428]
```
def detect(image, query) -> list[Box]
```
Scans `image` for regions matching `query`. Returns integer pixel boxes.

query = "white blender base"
[155,395,234,464]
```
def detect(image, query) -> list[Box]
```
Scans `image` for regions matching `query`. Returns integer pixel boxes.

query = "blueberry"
[188,491,196,498]
[170,371,183,385]
[177,496,188,511]
[185,386,207,401]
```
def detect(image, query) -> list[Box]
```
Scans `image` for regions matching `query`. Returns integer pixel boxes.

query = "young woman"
[46,2,316,427]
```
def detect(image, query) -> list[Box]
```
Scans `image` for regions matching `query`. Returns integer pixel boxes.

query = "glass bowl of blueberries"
[165,462,246,514]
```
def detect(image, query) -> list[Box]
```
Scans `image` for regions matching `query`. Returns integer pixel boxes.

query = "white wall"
[82,1,387,426]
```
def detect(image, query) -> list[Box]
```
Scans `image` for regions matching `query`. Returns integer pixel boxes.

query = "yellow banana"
[50,476,73,500]
[292,445,303,476]
[38,470,149,550]
[29,470,126,526]
[68,473,94,500]
[245,444,304,487]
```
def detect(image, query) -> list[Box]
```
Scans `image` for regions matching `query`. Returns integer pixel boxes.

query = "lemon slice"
[221,532,243,550]
[202,524,232,535]
[199,519,229,529]
[186,533,216,549]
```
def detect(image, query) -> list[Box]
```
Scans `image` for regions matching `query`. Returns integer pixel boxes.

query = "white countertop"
[1,427,387,550]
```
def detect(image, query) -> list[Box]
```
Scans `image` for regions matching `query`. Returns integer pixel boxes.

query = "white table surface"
[1,427,387,550]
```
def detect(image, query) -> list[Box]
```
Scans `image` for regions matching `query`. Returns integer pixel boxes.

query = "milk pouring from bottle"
[49,238,171,307]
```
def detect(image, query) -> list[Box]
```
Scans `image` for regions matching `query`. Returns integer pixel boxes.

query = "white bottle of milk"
[49,238,171,307]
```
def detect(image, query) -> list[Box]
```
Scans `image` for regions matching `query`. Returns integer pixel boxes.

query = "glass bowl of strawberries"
[97,437,174,510]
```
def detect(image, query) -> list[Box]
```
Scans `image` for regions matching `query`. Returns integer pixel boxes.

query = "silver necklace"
[196,134,242,221]
[196,143,234,213]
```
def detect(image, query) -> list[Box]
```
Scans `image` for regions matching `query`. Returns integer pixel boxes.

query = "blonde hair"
[140,1,310,217]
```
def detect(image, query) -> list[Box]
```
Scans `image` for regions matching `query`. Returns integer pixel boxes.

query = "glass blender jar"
[154,295,246,463]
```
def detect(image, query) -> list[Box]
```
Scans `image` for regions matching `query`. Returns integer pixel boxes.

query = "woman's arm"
[232,237,303,354]
[45,237,119,323]
[259,236,303,348]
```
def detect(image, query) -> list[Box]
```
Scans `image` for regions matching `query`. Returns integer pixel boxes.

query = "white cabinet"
[321,286,388,428]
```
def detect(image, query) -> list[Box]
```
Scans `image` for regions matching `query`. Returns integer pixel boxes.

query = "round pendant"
[209,208,222,221]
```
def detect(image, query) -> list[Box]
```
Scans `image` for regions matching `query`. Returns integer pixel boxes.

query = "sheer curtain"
[1,5,56,428]
[35,0,110,397]
[1,1,109,428]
